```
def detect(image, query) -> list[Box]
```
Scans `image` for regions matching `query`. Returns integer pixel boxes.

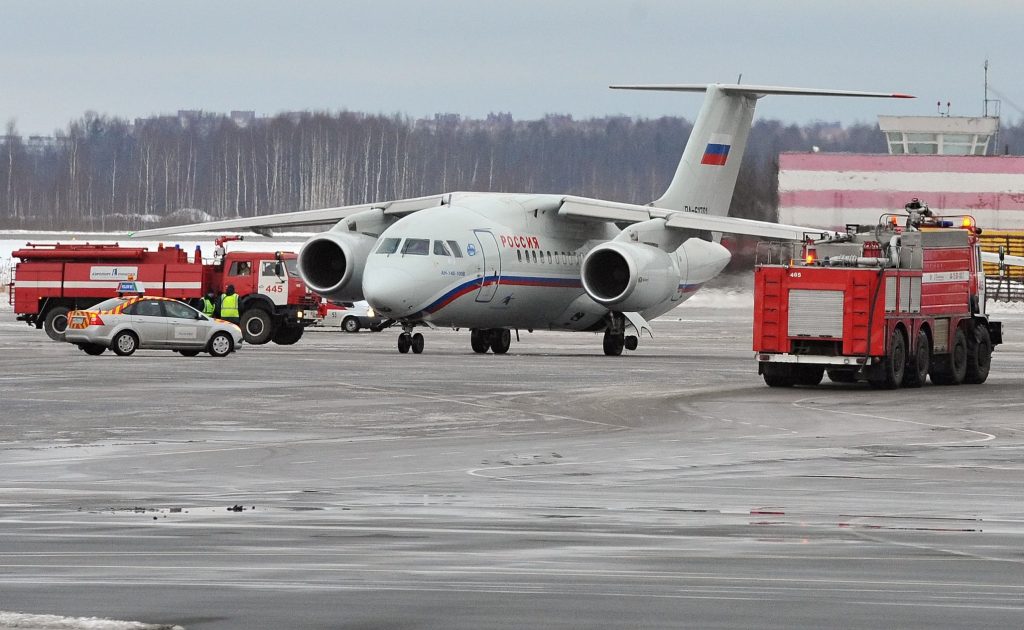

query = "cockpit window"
[433,240,452,256]
[447,240,463,258]
[401,238,430,256]
[376,238,401,255]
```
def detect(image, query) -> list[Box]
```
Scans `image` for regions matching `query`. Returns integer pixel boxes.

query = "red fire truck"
[753,204,1001,388]
[10,237,319,345]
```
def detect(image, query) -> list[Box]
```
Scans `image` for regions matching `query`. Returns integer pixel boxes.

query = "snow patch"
[0,611,183,630]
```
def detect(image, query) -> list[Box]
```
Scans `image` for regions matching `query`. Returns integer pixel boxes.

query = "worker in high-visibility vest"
[220,284,240,324]
[201,290,218,318]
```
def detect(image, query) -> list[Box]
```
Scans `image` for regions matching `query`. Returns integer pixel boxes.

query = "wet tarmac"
[1,305,1023,629]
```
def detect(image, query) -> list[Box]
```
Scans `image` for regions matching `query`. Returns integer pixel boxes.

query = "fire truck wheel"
[112,331,138,356]
[240,309,274,345]
[762,363,795,388]
[902,329,931,388]
[79,343,106,356]
[964,324,992,384]
[869,329,906,389]
[470,329,489,353]
[44,306,71,342]
[342,317,360,333]
[827,370,858,384]
[491,329,511,354]
[272,325,304,345]
[931,328,968,386]
[793,365,824,386]
[208,332,234,357]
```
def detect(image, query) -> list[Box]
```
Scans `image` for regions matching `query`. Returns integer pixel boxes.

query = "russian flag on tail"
[701,133,732,166]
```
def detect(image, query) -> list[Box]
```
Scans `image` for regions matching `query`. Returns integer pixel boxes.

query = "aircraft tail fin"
[611,84,913,217]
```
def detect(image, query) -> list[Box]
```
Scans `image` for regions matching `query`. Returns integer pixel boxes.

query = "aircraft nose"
[362,266,423,318]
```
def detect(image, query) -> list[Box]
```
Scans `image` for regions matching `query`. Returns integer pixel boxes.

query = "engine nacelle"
[581,241,680,312]
[297,229,377,302]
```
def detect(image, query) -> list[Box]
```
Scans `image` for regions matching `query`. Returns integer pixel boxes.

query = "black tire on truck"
[272,325,304,345]
[240,308,273,345]
[902,328,931,388]
[931,327,968,385]
[964,323,992,385]
[762,363,795,387]
[869,328,906,389]
[44,306,71,342]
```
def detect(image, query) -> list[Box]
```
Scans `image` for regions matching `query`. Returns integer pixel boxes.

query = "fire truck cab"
[753,202,1001,388]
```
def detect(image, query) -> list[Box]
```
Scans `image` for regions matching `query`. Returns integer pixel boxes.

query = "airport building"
[777,112,1024,299]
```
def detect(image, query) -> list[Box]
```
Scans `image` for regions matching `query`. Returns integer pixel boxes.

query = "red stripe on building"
[781,153,1024,175]
[779,190,1024,212]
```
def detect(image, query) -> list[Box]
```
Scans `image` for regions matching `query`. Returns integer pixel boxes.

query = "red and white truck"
[753,205,1002,388]
[9,237,319,345]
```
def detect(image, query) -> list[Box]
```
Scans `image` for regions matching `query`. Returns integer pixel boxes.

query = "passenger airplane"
[135,84,912,355]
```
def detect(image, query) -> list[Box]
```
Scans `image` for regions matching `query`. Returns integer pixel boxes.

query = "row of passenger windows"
[517,250,581,266]
[376,238,464,257]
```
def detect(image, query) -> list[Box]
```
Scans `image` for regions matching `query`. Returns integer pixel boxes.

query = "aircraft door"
[473,230,501,303]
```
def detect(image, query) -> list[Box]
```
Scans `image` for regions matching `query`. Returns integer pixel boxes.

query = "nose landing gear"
[397,327,425,354]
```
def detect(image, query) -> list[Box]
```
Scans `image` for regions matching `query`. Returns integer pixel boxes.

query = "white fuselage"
[361,193,732,330]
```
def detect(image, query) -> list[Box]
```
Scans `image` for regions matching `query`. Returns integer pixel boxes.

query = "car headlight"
[365,307,375,317]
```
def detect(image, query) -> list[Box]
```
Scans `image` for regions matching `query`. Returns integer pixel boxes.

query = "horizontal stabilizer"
[610,84,914,99]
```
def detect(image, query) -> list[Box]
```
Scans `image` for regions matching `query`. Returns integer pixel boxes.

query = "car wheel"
[44,306,71,342]
[112,331,138,356]
[342,317,360,333]
[79,343,106,356]
[240,309,273,345]
[177,349,201,357]
[208,332,234,357]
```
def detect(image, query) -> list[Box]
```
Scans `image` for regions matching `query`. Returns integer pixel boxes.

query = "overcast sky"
[2,0,1021,135]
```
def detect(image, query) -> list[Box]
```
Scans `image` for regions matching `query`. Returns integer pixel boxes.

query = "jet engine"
[581,241,680,312]
[297,229,377,302]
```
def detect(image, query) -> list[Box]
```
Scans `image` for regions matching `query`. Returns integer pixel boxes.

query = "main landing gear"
[470,328,511,354]
[602,314,639,356]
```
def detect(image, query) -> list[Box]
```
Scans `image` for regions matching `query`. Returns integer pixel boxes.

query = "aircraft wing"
[558,195,837,241]
[130,193,449,238]
[982,251,1024,267]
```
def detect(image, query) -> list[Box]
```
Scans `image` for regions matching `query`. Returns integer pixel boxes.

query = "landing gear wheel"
[602,331,624,356]
[411,332,425,354]
[624,335,639,351]
[902,328,931,388]
[272,325,304,345]
[762,363,795,387]
[79,343,106,356]
[397,332,411,354]
[44,306,71,342]
[112,331,138,356]
[931,327,968,385]
[964,323,992,384]
[470,329,489,354]
[240,309,273,345]
[869,328,906,389]
[342,317,360,333]
[177,349,201,357]
[208,332,234,357]
[490,329,511,354]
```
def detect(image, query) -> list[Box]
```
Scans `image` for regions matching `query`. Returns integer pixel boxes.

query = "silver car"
[65,296,243,357]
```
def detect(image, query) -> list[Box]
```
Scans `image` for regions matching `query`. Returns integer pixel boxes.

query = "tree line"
[2,110,1022,231]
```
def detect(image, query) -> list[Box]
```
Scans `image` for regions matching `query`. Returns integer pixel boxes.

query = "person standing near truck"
[220,284,240,325]
[201,290,218,318]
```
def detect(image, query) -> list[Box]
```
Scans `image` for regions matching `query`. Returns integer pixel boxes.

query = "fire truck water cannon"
[753,200,1006,389]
